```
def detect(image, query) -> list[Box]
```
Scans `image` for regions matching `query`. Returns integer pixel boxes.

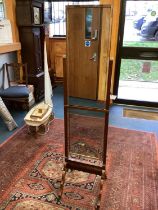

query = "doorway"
[67,6,101,100]
[114,0,158,106]
[66,5,112,101]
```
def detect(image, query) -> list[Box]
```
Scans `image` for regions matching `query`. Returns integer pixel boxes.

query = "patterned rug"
[0,118,158,209]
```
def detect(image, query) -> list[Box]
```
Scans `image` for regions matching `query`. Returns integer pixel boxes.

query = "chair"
[0,63,34,110]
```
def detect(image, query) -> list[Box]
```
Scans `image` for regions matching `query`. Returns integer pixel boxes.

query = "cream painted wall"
[5,0,19,42]
[0,52,17,88]
[0,1,18,87]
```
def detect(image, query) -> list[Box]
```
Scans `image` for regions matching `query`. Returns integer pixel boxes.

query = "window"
[0,0,5,20]
[49,1,99,37]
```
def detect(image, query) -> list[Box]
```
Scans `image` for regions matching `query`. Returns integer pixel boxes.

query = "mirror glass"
[65,5,111,166]
[66,6,103,108]
[67,108,105,166]
[68,96,105,109]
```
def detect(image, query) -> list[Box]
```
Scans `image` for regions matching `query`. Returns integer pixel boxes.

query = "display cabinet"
[16,0,44,26]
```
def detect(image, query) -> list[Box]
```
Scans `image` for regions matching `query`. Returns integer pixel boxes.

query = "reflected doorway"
[114,0,158,106]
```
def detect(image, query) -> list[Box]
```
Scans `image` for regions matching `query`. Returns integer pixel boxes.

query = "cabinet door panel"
[16,1,32,26]
[16,0,43,26]
[32,27,43,73]
[19,27,35,74]
[19,27,43,75]
[16,0,45,102]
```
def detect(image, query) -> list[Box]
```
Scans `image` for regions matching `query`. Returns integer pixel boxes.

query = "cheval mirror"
[61,5,113,208]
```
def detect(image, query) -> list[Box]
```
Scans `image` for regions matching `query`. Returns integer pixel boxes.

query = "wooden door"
[67,6,101,99]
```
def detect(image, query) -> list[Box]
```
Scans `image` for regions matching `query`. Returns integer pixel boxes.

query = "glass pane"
[85,8,92,39]
[118,59,158,102]
[49,1,99,37]
[0,0,5,20]
[67,109,105,166]
[123,1,158,48]
[68,96,105,109]
[44,2,52,23]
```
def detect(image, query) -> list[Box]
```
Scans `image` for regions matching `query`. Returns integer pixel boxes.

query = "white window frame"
[49,0,99,37]
[0,0,5,20]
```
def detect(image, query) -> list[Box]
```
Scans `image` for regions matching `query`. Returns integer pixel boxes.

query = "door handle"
[92,30,98,40]
[89,53,97,62]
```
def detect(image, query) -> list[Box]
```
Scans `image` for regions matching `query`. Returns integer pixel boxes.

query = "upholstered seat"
[0,86,29,98]
[0,63,35,110]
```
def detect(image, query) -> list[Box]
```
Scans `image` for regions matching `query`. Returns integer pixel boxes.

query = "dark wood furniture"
[5,63,28,87]
[0,63,32,110]
[62,58,113,209]
[61,5,113,209]
[15,0,45,102]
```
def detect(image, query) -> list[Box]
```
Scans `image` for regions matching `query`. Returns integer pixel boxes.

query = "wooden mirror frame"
[63,56,113,176]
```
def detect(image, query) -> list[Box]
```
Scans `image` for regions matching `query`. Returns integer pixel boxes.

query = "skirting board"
[123,108,158,121]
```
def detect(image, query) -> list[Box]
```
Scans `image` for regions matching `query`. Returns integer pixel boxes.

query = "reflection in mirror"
[69,96,105,109]
[85,8,92,39]
[67,108,105,167]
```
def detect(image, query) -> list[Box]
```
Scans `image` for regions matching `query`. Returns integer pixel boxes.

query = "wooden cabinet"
[16,0,44,26]
[49,38,66,82]
[55,54,64,78]
[16,0,45,101]
[18,27,44,75]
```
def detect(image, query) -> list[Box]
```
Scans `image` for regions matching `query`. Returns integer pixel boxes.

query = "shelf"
[0,42,21,54]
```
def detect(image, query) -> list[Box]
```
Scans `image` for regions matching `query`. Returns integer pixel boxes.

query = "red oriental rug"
[0,118,158,209]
